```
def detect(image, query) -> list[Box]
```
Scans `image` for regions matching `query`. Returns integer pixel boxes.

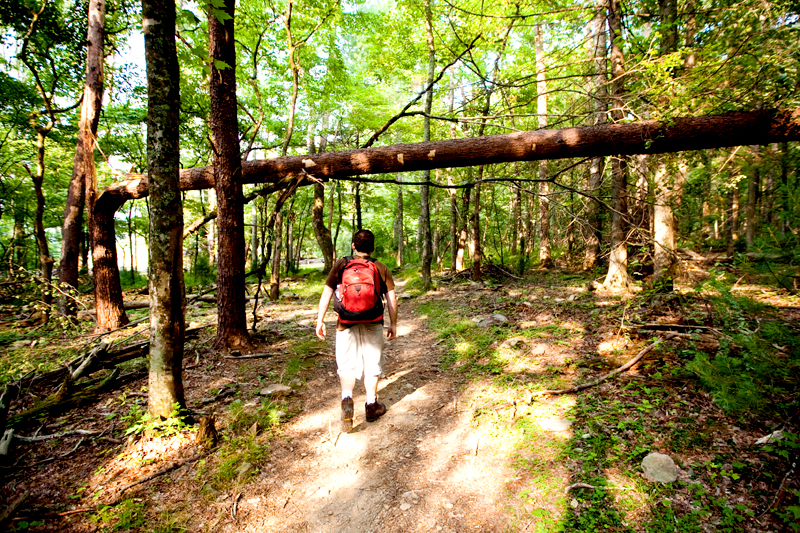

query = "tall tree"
[583,3,607,270]
[419,0,435,290]
[209,0,250,349]
[601,0,632,290]
[535,23,553,269]
[59,0,105,317]
[143,0,185,417]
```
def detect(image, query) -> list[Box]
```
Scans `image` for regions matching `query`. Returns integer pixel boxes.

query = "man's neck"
[353,251,370,259]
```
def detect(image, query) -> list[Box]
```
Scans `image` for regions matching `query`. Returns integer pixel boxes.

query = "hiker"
[315,229,398,432]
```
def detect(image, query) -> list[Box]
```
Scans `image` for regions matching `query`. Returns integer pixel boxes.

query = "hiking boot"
[365,401,387,422]
[341,397,354,432]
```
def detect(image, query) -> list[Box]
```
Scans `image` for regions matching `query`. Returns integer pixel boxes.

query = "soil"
[1,266,798,532]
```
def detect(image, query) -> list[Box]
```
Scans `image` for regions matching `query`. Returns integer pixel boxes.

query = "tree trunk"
[270,211,283,300]
[309,117,334,273]
[209,0,250,349]
[583,5,607,271]
[31,131,55,314]
[354,182,362,230]
[536,24,553,269]
[745,147,761,248]
[652,159,676,291]
[395,173,404,267]
[59,0,105,317]
[602,0,632,291]
[143,0,185,418]
[419,0,435,290]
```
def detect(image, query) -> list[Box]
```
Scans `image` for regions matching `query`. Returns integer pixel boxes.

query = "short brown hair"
[352,229,375,253]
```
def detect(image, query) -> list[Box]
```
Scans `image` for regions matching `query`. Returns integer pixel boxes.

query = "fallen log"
[6,369,120,429]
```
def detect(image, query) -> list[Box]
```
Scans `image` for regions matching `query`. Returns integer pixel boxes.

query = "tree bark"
[59,0,105,317]
[395,173,404,267]
[309,118,334,273]
[143,0,185,417]
[209,0,250,349]
[536,24,553,269]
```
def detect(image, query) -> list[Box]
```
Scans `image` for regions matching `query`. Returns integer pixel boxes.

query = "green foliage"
[122,402,193,437]
[686,278,800,416]
[91,498,147,532]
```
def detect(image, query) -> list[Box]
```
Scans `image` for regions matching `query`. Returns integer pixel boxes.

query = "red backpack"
[334,257,384,325]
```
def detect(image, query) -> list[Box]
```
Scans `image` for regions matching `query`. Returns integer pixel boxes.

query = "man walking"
[316,229,398,432]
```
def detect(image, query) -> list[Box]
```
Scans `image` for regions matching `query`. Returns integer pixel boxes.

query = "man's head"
[352,229,375,254]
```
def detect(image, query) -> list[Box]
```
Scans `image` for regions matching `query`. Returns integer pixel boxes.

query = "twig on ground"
[224,352,281,360]
[565,483,596,493]
[533,334,677,397]
[15,429,100,442]
[757,465,795,518]
[231,491,243,521]
[0,490,30,528]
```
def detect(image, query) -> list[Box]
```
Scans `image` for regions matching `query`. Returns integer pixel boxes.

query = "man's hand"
[386,324,397,341]
[316,321,326,340]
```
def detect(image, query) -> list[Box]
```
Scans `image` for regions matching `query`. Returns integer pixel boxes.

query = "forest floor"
[0,257,799,532]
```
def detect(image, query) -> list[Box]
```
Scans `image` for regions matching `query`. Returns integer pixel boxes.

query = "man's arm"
[385,289,397,340]
[316,285,335,340]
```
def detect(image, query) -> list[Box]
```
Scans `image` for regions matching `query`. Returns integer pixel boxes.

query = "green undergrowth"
[416,275,799,532]
[686,277,800,418]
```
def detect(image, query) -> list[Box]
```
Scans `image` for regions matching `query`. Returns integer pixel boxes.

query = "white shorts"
[335,323,385,379]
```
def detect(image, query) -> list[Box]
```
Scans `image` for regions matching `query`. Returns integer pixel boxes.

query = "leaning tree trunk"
[745,146,761,249]
[536,24,553,269]
[59,0,105,317]
[601,0,632,291]
[584,3,607,270]
[209,0,250,350]
[309,117,334,273]
[143,0,185,417]
[31,131,55,315]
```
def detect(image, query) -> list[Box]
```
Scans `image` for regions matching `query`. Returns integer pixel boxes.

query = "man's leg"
[336,327,362,432]
[362,323,387,422]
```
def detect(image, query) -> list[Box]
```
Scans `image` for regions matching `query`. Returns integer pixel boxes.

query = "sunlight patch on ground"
[87,432,196,504]
[603,467,648,523]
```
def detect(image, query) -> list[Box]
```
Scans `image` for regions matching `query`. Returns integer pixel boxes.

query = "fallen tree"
[87,108,800,332]
[99,108,800,202]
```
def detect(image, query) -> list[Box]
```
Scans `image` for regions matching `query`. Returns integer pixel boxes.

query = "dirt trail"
[219,295,515,533]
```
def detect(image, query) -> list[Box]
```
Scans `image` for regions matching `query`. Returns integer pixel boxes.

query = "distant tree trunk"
[59,0,105,316]
[419,0,436,290]
[745,147,761,248]
[309,117,334,272]
[270,211,283,300]
[602,0,632,291]
[652,159,676,291]
[354,182,362,230]
[394,173,404,267]
[780,142,789,234]
[143,0,185,417]
[30,132,55,315]
[250,205,259,271]
[535,24,553,269]
[209,0,250,349]
[727,186,740,256]
[471,172,483,281]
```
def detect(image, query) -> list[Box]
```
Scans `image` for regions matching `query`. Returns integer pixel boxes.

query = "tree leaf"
[214,59,231,71]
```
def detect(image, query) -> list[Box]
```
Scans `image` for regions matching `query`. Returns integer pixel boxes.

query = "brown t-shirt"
[325,255,395,329]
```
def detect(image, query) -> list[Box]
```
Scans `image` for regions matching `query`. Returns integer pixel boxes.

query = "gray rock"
[473,314,508,328]
[756,430,784,445]
[539,417,572,432]
[260,384,293,398]
[397,293,413,300]
[502,338,523,349]
[641,452,678,483]
[236,461,255,483]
